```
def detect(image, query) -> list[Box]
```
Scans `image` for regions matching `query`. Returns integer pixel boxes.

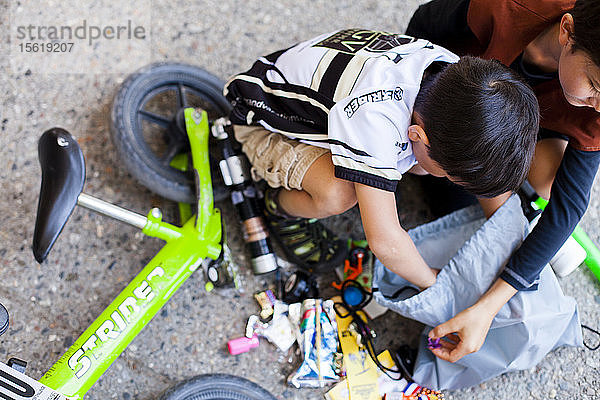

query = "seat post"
[77,193,148,229]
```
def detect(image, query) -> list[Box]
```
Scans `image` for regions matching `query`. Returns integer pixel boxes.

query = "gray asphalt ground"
[1,0,600,399]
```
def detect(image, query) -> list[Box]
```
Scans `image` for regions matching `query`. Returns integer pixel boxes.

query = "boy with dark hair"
[224,29,539,288]
[405,0,600,362]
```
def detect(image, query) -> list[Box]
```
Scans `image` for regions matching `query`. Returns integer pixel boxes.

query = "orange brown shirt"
[467,0,600,151]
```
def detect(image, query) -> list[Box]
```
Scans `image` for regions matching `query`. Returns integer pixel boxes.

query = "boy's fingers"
[431,344,469,363]
[446,333,460,343]
[430,346,458,362]
[429,320,458,339]
[448,342,474,363]
[429,347,447,360]
[438,339,456,350]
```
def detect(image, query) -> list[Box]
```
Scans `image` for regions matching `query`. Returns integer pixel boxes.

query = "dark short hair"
[414,56,539,198]
[570,0,600,67]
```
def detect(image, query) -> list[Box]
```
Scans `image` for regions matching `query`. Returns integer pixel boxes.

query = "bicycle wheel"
[159,374,278,400]
[0,303,8,336]
[111,62,232,203]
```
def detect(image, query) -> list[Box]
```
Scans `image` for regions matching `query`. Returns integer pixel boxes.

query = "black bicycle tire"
[159,374,279,400]
[110,62,231,203]
[0,303,8,336]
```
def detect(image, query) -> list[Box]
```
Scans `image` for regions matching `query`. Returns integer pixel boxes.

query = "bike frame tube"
[170,153,194,224]
[39,109,222,398]
[186,108,214,235]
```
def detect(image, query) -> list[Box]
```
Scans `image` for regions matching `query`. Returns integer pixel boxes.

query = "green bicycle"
[0,65,277,400]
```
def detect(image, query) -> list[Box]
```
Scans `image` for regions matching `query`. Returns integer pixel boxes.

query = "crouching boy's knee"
[313,181,357,217]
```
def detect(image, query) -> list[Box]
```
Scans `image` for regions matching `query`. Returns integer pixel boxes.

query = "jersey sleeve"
[327,87,415,192]
[500,146,600,290]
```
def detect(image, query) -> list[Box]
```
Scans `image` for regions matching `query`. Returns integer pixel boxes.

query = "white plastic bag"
[374,195,582,390]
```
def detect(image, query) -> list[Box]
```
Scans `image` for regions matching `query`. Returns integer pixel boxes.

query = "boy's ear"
[558,13,575,48]
[408,124,430,146]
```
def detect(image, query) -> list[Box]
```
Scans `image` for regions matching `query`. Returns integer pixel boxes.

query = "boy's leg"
[234,124,357,217]
[278,152,357,218]
[233,125,348,270]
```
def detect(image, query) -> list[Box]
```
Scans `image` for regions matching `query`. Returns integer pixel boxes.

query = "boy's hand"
[427,304,494,362]
[428,278,517,362]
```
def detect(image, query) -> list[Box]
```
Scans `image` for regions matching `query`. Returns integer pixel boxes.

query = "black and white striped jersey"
[224,29,458,191]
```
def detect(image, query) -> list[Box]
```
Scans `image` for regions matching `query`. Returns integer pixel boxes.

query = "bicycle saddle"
[33,128,85,263]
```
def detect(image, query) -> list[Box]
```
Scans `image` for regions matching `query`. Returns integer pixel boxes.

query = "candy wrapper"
[288,299,339,388]
[246,302,296,353]
[262,302,296,352]
[288,302,304,349]
[254,289,277,321]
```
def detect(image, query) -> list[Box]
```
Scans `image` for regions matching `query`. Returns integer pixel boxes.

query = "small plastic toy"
[427,337,441,350]
[227,335,260,355]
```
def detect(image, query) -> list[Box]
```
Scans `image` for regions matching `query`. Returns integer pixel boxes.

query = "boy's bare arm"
[354,182,437,289]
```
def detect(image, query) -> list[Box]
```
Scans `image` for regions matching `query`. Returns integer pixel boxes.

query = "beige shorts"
[233,125,329,190]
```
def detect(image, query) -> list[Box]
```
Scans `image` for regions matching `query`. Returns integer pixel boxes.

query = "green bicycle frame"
[39,109,222,399]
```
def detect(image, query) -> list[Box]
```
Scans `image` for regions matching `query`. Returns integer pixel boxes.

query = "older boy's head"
[558,0,600,111]
[411,56,539,198]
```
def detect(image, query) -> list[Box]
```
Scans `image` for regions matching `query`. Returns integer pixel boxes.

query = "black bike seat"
[33,128,85,263]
